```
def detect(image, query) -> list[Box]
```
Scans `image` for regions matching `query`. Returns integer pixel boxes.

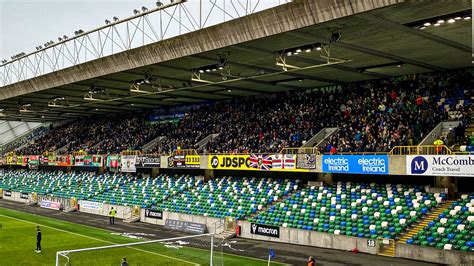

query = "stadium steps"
[452,121,474,152]
[142,135,166,152]
[379,244,396,257]
[397,200,453,243]
[196,133,220,150]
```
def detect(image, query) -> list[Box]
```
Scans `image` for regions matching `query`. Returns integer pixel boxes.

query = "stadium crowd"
[14,69,472,155]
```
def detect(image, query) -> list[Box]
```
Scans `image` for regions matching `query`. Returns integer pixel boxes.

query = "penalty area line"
[0,213,199,266]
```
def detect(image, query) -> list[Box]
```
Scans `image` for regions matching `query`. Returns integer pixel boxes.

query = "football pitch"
[0,207,285,266]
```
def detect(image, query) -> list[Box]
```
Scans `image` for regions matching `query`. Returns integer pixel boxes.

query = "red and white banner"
[272,154,296,170]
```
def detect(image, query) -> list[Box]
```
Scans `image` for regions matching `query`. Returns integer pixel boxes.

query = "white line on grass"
[0,213,199,266]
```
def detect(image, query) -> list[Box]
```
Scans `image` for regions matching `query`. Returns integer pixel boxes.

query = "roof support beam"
[358,13,472,53]
[233,45,391,79]
[287,31,445,71]
[125,68,270,95]
[191,55,342,85]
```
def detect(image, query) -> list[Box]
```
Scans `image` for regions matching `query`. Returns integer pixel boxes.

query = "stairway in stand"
[452,111,474,152]
[398,200,454,244]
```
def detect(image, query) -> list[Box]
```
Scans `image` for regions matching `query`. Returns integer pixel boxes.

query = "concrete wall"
[78,203,131,219]
[1,191,28,203]
[239,221,474,265]
[315,155,323,173]
[388,155,406,175]
[396,243,474,265]
[141,210,222,234]
[238,221,377,254]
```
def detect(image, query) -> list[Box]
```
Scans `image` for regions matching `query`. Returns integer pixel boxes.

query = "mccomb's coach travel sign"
[406,155,474,177]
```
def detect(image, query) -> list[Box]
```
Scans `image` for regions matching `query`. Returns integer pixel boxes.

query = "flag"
[272,154,283,169]
[272,154,295,169]
[249,154,272,170]
[269,249,275,258]
[283,154,296,169]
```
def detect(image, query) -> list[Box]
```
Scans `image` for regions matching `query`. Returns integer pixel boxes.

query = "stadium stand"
[50,172,129,200]
[0,170,79,195]
[159,176,301,219]
[405,194,474,252]
[88,174,198,208]
[13,69,472,155]
[249,181,446,240]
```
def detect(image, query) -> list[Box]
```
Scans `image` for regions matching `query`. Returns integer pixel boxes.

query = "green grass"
[0,207,285,266]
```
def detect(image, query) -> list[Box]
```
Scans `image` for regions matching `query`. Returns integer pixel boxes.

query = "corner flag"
[268,248,275,265]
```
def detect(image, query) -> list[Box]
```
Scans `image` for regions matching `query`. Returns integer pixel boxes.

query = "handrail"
[3,145,469,160]
[389,145,453,155]
[334,152,389,155]
[280,147,321,155]
[171,149,198,156]
[121,150,142,156]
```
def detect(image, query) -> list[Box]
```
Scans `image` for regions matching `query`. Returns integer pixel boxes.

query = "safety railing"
[335,151,389,155]
[3,145,470,167]
[121,150,142,156]
[280,147,321,155]
[389,145,452,155]
[171,149,198,156]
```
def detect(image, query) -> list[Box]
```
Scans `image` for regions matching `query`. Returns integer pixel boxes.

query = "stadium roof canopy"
[0,0,471,122]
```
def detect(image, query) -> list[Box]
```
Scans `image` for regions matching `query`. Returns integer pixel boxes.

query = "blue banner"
[322,155,389,175]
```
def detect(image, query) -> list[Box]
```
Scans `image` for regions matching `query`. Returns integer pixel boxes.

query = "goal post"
[56,233,220,266]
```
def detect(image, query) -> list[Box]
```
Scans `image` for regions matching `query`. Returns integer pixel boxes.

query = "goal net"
[56,233,222,266]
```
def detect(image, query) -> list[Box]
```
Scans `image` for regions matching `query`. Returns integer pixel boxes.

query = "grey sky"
[0,0,164,60]
[0,0,286,61]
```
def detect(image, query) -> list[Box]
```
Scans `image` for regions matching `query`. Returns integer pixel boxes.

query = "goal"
[56,233,221,266]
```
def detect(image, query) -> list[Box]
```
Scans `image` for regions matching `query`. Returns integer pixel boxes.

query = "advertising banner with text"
[406,155,474,177]
[167,155,200,168]
[208,154,310,172]
[136,156,161,168]
[322,155,389,175]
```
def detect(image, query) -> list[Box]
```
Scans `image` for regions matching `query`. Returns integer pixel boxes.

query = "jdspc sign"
[250,223,280,238]
[407,155,474,177]
[209,155,251,170]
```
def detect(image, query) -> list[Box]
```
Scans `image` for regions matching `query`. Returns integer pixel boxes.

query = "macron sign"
[250,223,280,238]
[407,155,474,177]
